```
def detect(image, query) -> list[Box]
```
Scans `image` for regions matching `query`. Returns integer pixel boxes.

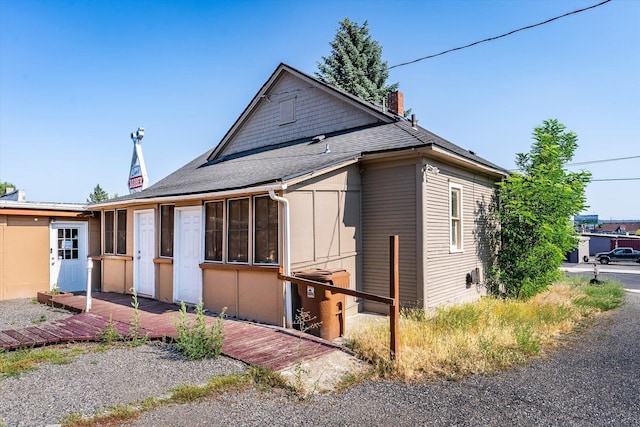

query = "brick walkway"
[0,293,340,371]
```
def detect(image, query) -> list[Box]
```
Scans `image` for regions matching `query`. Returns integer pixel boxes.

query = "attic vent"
[279,97,296,125]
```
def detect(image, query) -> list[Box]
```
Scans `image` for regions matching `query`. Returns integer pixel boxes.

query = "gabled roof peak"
[206,63,399,163]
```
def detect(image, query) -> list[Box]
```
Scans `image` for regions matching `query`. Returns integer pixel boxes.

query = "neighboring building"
[0,190,101,300]
[581,232,640,255]
[566,236,590,263]
[91,63,508,327]
[597,221,640,235]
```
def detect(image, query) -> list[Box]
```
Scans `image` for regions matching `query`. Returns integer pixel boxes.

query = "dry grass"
[350,278,624,381]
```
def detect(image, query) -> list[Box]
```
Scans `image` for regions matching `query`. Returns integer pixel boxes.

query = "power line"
[590,177,640,182]
[388,0,611,70]
[565,155,640,166]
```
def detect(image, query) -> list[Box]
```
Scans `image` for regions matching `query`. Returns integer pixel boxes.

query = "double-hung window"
[227,198,249,263]
[254,196,279,264]
[449,183,463,252]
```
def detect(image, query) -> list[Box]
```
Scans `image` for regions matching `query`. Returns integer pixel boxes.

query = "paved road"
[129,293,640,426]
[562,262,640,291]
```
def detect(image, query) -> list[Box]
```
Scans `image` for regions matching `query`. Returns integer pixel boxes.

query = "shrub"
[175,300,225,360]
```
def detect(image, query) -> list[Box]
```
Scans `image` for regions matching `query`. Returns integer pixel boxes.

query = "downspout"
[269,187,292,328]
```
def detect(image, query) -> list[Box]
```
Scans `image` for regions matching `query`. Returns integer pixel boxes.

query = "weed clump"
[175,300,225,360]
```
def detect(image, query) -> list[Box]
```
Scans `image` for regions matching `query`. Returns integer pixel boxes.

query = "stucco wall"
[0,214,100,300]
[0,215,49,299]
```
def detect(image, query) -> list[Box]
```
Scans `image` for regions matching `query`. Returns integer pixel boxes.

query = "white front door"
[50,222,88,292]
[134,209,155,297]
[174,206,203,304]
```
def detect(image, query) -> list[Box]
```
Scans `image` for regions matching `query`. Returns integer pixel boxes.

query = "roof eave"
[361,145,508,179]
[0,201,89,212]
[89,182,289,209]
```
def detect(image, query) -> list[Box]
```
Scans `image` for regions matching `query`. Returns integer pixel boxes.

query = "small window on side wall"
[104,211,115,254]
[205,201,223,262]
[449,183,463,252]
[254,196,279,264]
[160,205,175,257]
[116,209,127,255]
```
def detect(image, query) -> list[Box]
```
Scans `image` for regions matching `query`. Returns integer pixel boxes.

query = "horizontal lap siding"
[424,166,496,308]
[362,164,417,306]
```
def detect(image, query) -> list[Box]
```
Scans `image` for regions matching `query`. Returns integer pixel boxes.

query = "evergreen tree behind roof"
[316,18,398,106]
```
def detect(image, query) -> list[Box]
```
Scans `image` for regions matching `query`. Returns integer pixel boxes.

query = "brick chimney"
[387,91,404,115]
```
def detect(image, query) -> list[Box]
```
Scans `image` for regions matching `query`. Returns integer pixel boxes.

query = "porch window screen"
[116,209,127,255]
[104,211,115,254]
[450,184,463,252]
[227,198,249,263]
[205,201,223,262]
[160,205,175,257]
[254,196,279,264]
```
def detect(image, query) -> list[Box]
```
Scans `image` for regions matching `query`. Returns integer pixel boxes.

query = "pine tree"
[87,184,110,203]
[316,18,398,105]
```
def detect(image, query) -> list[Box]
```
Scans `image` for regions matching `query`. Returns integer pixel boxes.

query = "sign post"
[128,127,149,194]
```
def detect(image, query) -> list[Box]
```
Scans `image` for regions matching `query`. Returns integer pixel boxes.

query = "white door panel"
[134,210,155,297]
[50,222,88,292]
[174,207,202,304]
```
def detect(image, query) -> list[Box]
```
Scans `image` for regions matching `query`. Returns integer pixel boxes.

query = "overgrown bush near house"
[175,300,225,360]
[488,119,591,298]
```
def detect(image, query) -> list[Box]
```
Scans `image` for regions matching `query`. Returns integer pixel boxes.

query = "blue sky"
[1,0,638,220]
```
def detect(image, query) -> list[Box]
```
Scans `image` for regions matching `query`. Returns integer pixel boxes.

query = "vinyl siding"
[220,73,379,157]
[362,163,418,309]
[423,163,497,308]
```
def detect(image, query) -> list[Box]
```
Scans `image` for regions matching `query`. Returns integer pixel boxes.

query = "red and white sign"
[129,175,144,190]
[128,127,149,194]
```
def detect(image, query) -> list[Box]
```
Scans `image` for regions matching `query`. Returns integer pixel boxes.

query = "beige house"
[91,63,508,327]
[0,190,101,300]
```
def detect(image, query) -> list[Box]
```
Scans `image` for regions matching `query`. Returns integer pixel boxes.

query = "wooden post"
[390,235,399,360]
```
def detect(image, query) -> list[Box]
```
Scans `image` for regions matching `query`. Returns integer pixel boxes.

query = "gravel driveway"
[2,294,639,426]
[0,298,75,329]
[128,293,640,427]
[0,300,247,427]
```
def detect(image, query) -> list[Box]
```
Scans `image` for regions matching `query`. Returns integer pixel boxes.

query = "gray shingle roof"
[105,120,507,204]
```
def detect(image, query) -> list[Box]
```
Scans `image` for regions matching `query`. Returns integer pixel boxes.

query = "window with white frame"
[227,198,249,263]
[449,183,463,252]
[205,201,224,262]
[254,196,279,264]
